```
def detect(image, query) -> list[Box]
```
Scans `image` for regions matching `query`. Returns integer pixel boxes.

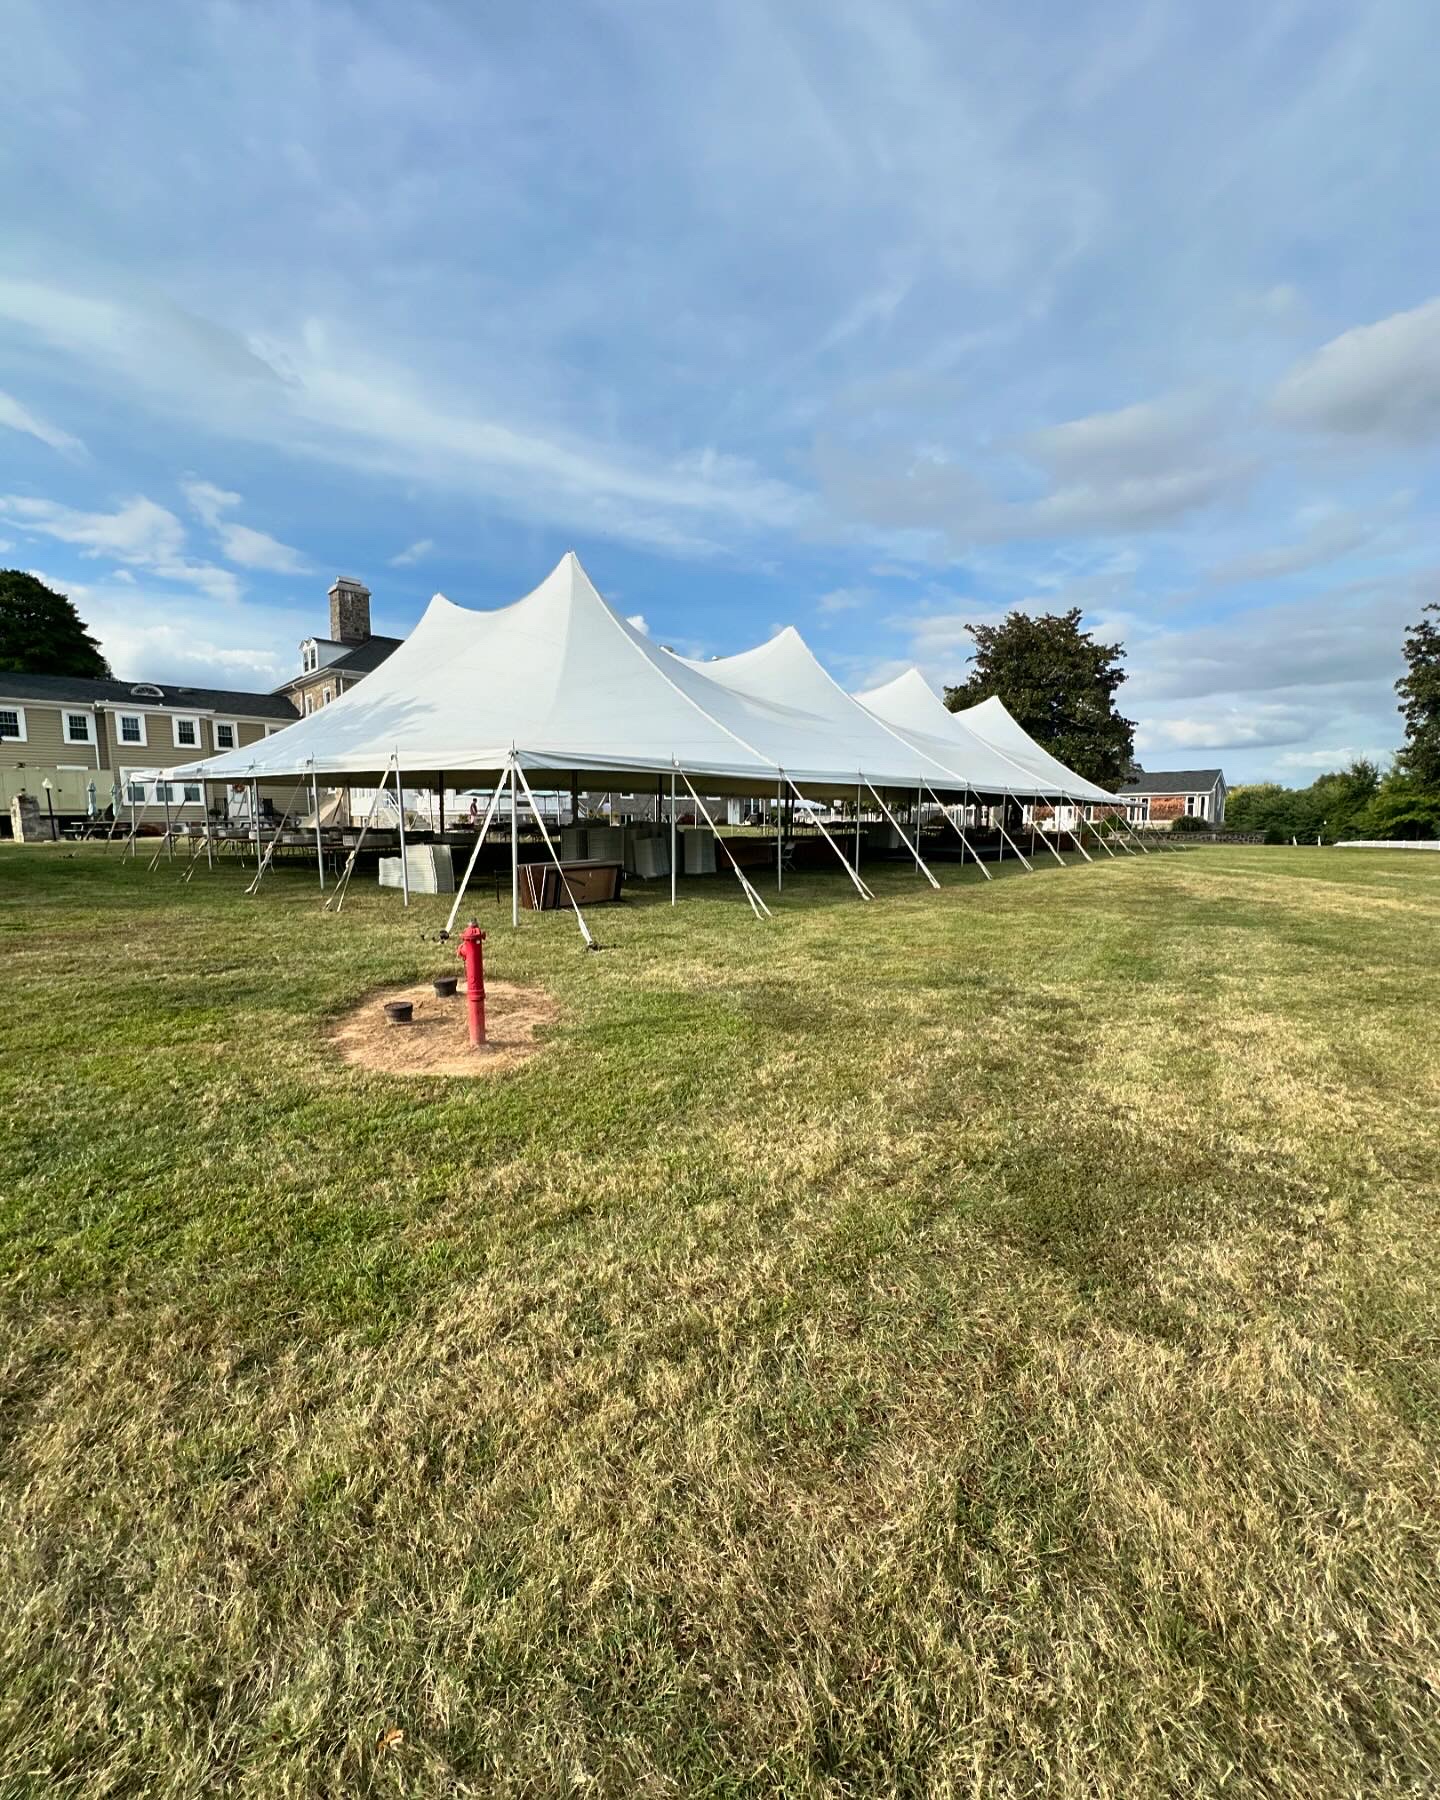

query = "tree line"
[944,598,1440,841]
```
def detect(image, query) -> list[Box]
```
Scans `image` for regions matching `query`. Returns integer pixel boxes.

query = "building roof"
[0,669,299,721]
[273,634,403,694]
[1118,768,1224,795]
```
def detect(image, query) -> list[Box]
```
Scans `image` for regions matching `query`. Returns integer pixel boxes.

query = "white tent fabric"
[169,552,1110,800]
[673,629,1043,797]
[855,669,1116,803]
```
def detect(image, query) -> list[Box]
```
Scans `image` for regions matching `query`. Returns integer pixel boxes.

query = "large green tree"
[0,570,110,678]
[1396,600,1440,791]
[942,607,1135,789]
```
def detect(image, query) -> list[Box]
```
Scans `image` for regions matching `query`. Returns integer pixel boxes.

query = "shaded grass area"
[1,842,1439,1796]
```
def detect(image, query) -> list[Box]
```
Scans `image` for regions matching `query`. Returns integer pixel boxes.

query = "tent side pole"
[865,781,940,889]
[443,779,506,936]
[854,781,861,870]
[246,778,307,897]
[514,764,595,948]
[776,774,783,892]
[395,758,410,907]
[324,755,396,913]
[204,782,214,870]
[510,762,520,929]
[163,786,174,863]
[675,767,771,920]
[923,785,990,881]
[311,763,324,889]
[1058,801,1093,863]
[1091,813,1118,857]
[149,789,173,872]
[996,791,1034,871]
[785,776,872,900]
[669,770,677,906]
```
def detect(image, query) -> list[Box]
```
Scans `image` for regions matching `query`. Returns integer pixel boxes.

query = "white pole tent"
[164,553,1118,922]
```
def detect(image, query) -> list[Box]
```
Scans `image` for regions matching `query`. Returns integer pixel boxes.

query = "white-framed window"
[172,714,201,749]
[304,693,315,715]
[1185,794,1205,818]
[125,781,146,805]
[63,710,94,745]
[265,723,282,736]
[213,720,237,750]
[0,704,27,742]
[181,782,203,805]
[117,711,147,747]
[321,686,333,706]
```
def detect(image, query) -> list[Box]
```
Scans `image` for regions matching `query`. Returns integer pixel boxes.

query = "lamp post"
[40,778,57,840]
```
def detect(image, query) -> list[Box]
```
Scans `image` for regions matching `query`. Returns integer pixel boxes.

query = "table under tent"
[159,552,1146,943]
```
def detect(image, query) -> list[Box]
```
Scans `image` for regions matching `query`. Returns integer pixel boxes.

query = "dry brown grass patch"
[326,978,557,1078]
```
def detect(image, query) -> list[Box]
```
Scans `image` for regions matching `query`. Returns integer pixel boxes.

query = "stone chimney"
[328,577,372,645]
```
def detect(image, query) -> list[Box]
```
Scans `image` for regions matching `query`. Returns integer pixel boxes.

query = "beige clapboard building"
[1,578,402,834]
[0,673,298,829]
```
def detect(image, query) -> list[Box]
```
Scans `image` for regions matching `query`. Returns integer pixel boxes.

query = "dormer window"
[300,639,318,675]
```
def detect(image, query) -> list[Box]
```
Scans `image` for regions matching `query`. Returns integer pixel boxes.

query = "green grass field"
[2,841,1438,1797]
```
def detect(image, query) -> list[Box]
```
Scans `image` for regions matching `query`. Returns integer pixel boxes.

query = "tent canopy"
[856,669,1116,804]
[170,553,1114,801]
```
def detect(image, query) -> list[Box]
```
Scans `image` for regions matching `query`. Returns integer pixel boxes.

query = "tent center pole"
[670,770,677,905]
[855,780,861,870]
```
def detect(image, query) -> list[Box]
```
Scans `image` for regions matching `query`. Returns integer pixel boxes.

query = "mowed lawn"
[2,841,1439,1798]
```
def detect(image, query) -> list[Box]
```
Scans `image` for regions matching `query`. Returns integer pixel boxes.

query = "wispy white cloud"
[0,493,241,603]
[388,537,434,567]
[1272,297,1440,444]
[180,475,307,572]
[0,388,85,457]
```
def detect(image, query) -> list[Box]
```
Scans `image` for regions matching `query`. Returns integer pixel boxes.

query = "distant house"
[1118,768,1227,829]
[272,577,402,717]
[0,672,297,828]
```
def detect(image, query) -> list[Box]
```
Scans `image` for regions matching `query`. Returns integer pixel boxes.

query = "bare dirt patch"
[327,979,557,1079]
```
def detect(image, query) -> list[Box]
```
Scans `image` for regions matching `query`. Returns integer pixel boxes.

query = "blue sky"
[2,0,1438,781]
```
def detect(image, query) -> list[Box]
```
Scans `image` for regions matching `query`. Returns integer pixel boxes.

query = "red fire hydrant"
[456,920,487,1046]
